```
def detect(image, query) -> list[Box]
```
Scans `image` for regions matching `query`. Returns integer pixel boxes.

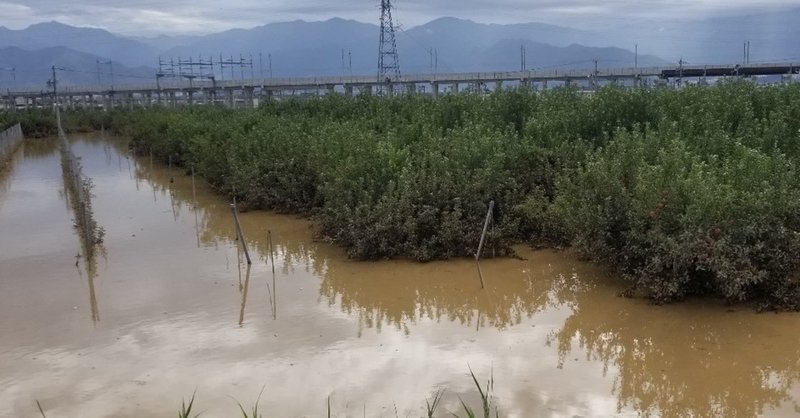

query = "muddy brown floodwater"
[2,134,800,418]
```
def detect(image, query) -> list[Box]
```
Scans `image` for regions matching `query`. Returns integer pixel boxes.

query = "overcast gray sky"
[1,0,797,36]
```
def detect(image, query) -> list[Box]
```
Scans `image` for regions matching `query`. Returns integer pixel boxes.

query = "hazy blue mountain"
[2,8,798,87]
[0,46,155,90]
[402,17,593,50]
[598,7,800,64]
[0,22,158,67]
[163,17,639,77]
[479,40,663,72]
[162,18,377,76]
[132,34,202,52]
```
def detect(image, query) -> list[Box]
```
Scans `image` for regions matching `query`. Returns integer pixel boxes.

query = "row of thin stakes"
[57,108,103,259]
[0,123,23,165]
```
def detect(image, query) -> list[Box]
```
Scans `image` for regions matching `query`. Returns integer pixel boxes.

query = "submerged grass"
[104,82,800,309]
[177,389,199,418]
[454,367,497,418]
[426,388,445,418]
[170,369,499,417]
[12,82,800,309]
[234,386,265,418]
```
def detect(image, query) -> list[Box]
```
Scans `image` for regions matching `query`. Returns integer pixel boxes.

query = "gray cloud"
[0,0,797,36]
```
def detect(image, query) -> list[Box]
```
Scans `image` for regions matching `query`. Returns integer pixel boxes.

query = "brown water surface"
[1,134,800,417]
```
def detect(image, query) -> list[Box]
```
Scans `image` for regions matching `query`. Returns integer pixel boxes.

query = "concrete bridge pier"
[344,85,353,97]
[225,89,234,108]
[495,80,503,92]
[452,83,459,94]
[431,82,439,98]
[244,87,255,108]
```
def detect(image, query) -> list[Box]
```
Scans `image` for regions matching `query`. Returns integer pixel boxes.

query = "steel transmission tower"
[377,0,401,82]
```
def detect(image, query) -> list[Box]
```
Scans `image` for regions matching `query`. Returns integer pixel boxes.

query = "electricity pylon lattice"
[377,0,401,82]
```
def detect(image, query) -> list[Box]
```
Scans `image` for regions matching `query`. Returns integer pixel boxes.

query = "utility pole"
[428,47,434,78]
[1,67,15,112]
[520,44,526,72]
[348,51,352,78]
[747,41,751,64]
[678,58,684,86]
[743,42,747,64]
[635,44,638,69]
[377,0,401,82]
[49,65,58,110]
[259,52,264,79]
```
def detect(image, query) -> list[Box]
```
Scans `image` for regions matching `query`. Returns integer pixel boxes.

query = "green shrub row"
[16,81,799,308]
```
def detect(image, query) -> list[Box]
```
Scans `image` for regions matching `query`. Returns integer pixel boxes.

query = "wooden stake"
[267,230,277,319]
[230,203,252,264]
[191,165,196,205]
[268,230,276,276]
[474,200,495,289]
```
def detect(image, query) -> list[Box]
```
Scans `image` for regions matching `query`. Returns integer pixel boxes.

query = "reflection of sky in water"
[1,134,799,417]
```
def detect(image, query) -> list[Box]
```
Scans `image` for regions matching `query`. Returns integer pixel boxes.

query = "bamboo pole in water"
[270,230,277,318]
[230,202,252,264]
[191,165,196,205]
[474,200,495,289]
[268,230,276,276]
[267,230,277,319]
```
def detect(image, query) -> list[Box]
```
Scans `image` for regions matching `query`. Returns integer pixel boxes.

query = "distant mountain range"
[0,22,158,68]
[0,46,153,89]
[0,8,797,89]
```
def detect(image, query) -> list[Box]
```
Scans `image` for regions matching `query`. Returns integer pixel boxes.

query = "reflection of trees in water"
[134,156,329,279]
[74,243,102,324]
[128,139,800,416]
[22,137,60,159]
[549,295,800,417]
[58,135,105,325]
[0,142,24,201]
[0,138,60,204]
[319,259,590,333]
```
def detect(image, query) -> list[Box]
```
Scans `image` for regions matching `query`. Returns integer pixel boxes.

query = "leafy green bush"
[88,81,800,308]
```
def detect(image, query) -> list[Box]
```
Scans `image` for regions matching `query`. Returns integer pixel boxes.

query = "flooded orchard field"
[1,134,800,417]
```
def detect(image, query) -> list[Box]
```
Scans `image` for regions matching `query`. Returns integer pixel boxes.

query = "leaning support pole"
[191,165,196,206]
[474,200,495,289]
[267,230,277,319]
[267,230,276,277]
[230,203,252,265]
